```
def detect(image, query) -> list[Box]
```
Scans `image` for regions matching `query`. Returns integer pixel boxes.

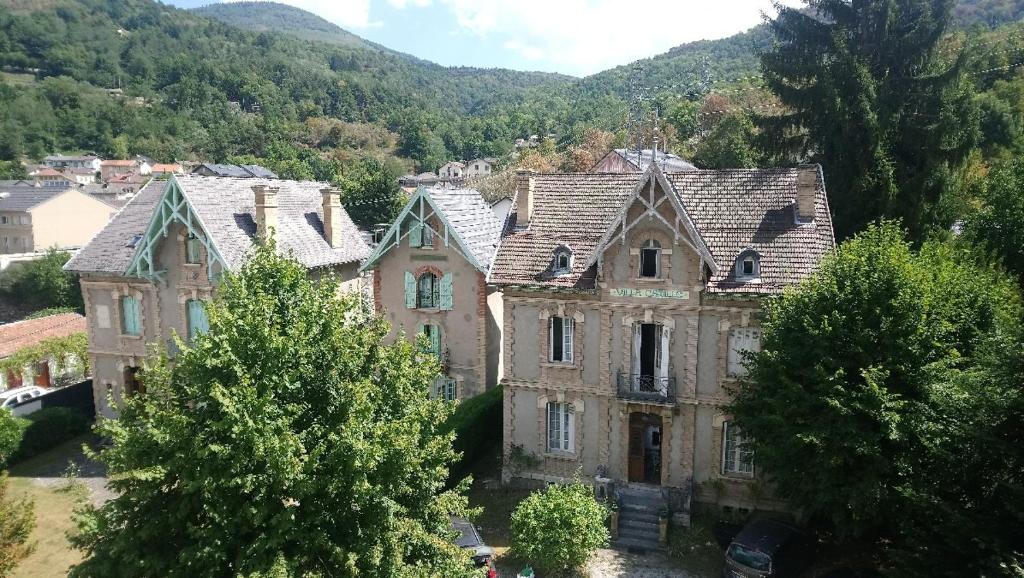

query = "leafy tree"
[0,249,83,313]
[69,244,476,578]
[510,481,608,576]
[692,112,759,169]
[0,412,23,467]
[0,472,34,577]
[336,156,405,229]
[728,222,1020,538]
[963,158,1024,284]
[759,0,980,240]
[0,161,26,180]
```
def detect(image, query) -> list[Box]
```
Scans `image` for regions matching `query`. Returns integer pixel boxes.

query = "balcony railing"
[616,371,675,403]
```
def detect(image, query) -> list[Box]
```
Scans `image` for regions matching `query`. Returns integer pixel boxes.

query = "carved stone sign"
[609,288,690,300]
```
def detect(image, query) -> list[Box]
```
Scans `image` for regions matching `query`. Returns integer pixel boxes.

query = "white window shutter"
[565,404,575,452]
[658,325,670,393]
[563,318,574,363]
[632,323,642,375]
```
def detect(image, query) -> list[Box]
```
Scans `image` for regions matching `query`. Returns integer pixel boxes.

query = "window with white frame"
[549,316,574,363]
[727,327,761,377]
[639,239,661,278]
[547,401,574,452]
[434,376,456,401]
[722,422,754,476]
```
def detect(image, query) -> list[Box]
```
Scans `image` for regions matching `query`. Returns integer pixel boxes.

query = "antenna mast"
[626,64,647,168]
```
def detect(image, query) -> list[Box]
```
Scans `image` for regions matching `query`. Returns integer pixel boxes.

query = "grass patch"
[0,71,36,86]
[668,513,726,577]
[6,476,85,577]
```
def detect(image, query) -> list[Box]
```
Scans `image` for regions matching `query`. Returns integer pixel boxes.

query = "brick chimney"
[515,169,536,227]
[252,184,279,238]
[321,187,344,247]
[796,166,817,224]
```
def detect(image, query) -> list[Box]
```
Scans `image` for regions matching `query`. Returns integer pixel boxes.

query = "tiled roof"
[66,176,370,275]
[489,173,638,289]
[192,163,279,179]
[609,149,697,172]
[0,313,86,359]
[43,155,98,162]
[0,186,69,212]
[428,187,503,268]
[489,167,835,294]
[101,159,136,167]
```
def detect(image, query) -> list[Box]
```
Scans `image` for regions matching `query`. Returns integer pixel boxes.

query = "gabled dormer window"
[735,249,760,281]
[553,245,572,276]
[640,239,661,278]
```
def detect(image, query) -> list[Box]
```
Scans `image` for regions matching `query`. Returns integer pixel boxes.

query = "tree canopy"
[70,243,477,578]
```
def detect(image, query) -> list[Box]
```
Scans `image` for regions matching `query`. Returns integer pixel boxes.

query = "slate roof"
[191,163,279,179]
[610,149,697,172]
[0,313,86,359]
[66,176,370,275]
[0,186,70,212]
[427,187,503,268]
[488,166,835,294]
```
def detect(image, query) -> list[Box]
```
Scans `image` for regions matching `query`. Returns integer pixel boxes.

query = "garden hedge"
[441,384,502,475]
[0,407,92,466]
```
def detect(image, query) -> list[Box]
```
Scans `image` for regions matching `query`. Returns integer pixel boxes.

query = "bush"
[0,412,25,467]
[511,481,609,576]
[440,384,502,474]
[0,249,83,313]
[7,408,91,464]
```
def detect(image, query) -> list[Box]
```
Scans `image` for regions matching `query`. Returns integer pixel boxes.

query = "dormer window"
[735,249,760,281]
[640,239,661,278]
[553,246,572,276]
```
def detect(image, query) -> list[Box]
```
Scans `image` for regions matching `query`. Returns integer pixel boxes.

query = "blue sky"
[171,0,802,77]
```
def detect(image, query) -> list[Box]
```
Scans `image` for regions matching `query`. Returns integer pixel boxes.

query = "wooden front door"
[628,416,645,483]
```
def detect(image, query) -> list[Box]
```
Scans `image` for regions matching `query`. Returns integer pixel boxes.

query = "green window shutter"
[409,222,422,247]
[439,272,453,310]
[187,300,209,342]
[122,296,141,336]
[186,237,202,264]
[430,324,442,360]
[404,271,416,309]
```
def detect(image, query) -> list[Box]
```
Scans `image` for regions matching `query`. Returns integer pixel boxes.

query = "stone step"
[613,536,665,553]
[618,518,659,533]
[619,501,662,515]
[618,527,660,544]
[618,509,659,524]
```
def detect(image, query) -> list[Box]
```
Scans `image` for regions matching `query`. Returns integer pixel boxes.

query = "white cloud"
[387,0,431,8]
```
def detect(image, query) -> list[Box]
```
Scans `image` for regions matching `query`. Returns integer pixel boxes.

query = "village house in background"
[591,148,697,173]
[100,158,151,181]
[32,168,74,188]
[151,163,184,177]
[42,154,102,173]
[361,186,504,400]
[0,312,87,390]
[489,164,834,547]
[438,161,465,179]
[0,184,118,255]
[464,158,494,177]
[191,163,278,179]
[65,175,370,417]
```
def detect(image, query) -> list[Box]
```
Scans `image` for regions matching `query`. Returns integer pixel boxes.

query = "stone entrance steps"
[614,485,666,552]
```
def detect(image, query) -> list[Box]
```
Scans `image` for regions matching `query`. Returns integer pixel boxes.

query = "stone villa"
[361,186,503,400]
[65,175,369,416]
[488,164,834,537]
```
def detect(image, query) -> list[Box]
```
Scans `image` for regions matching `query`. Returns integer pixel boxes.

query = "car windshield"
[728,543,772,572]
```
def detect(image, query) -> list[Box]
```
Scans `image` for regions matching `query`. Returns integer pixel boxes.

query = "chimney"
[515,169,536,227]
[321,187,344,247]
[252,184,279,238]
[796,166,817,223]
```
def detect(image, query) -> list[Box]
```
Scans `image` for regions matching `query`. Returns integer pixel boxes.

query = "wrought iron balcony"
[616,371,676,404]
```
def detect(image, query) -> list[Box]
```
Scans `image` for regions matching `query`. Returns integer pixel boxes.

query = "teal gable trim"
[125,176,229,282]
[359,186,486,274]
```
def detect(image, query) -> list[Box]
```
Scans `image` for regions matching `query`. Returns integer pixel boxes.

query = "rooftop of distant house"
[0,313,86,359]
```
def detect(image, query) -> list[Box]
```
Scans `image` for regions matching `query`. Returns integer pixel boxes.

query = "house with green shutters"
[65,175,369,417]
[361,186,504,400]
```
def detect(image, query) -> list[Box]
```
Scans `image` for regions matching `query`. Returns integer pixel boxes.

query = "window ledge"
[415,307,442,313]
[719,473,756,482]
[635,277,667,284]
[544,451,578,461]
[541,361,578,369]
[119,334,143,340]
[183,263,201,268]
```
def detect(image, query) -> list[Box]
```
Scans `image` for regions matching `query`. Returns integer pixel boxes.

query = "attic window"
[639,239,661,278]
[735,249,760,281]
[553,246,573,276]
[126,234,143,248]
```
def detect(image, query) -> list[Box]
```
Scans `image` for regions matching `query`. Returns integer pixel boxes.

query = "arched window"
[640,239,661,278]
[553,245,572,275]
[735,249,760,281]
[417,272,439,308]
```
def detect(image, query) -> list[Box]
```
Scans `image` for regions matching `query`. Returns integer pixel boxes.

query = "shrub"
[440,384,502,474]
[0,472,35,575]
[10,408,91,464]
[511,481,609,575]
[0,412,26,467]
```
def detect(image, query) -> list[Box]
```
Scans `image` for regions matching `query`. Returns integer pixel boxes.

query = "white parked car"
[0,386,45,410]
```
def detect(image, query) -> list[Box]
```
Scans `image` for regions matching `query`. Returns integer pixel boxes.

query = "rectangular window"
[727,328,761,377]
[121,295,141,336]
[186,235,202,264]
[420,323,442,361]
[722,422,754,476]
[417,273,439,309]
[546,402,574,452]
[549,316,574,363]
[640,248,659,277]
[0,216,7,224]
[434,377,456,401]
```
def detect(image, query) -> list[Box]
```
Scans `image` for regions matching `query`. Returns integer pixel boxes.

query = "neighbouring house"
[191,163,278,179]
[43,154,102,172]
[100,159,151,180]
[361,187,504,400]
[34,168,73,188]
[0,312,88,390]
[438,161,465,179]
[105,172,149,196]
[82,183,135,209]
[489,165,834,537]
[490,197,512,224]
[65,175,371,417]
[0,185,117,254]
[64,167,98,185]
[591,148,697,173]
[150,163,184,177]
[464,158,493,178]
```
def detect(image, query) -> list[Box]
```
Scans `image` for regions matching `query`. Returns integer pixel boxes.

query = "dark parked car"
[723,517,812,578]
[451,517,495,572]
